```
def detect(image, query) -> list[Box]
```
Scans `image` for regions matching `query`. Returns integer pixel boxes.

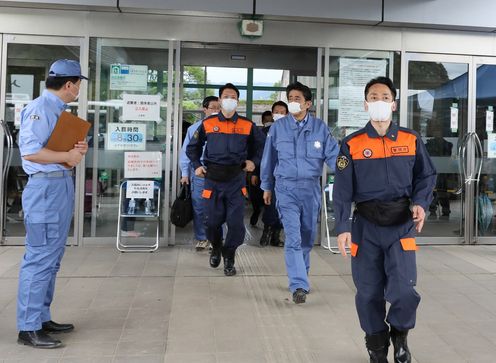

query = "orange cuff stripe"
[400,237,418,251]
[350,242,358,257]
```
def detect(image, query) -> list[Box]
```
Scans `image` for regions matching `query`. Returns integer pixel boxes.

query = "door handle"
[472,132,483,183]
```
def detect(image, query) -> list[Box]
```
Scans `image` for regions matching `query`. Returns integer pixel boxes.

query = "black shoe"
[223,257,236,276]
[210,248,222,268]
[365,330,390,363]
[259,225,273,247]
[292,288,307,304]
[270,228,281,246]
[390,327,411,363]
[18,330,62,349]
[42,320,74,334]
[223,247,236,276]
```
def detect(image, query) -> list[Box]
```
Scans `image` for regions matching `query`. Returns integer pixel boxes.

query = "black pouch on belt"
[355,197,412,226]
[205,163,243,182]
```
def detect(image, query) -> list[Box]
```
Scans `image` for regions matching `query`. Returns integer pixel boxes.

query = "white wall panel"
[119,0,250,14]
[0,7,495,57]
[257,0,382,23]
[384,0,496,30]
[0,0,115,6]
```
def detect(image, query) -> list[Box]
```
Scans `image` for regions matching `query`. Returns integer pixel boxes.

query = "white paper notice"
[126,180,154,199]
[450,107,458,131]
[14,103,24,127]
[338,58,387,128]
[488,134,496,159]
[486,110,494,133]
[122,94,161,121]
[124,152,162,179]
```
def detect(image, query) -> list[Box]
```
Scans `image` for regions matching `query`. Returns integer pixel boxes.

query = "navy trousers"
[351,214,420,335]
[203,173,246,252]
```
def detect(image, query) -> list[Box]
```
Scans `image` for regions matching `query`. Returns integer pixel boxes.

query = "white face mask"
[263,121,273,127]
[69,83,80,101]
[210,112,218,116]
[288,102,302,114]
[367,101,393,122]
[272,113,285,121]
[221,98,238,113]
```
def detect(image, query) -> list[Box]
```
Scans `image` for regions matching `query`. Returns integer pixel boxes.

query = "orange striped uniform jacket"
[185,112,265,170]
[333,122,436,234]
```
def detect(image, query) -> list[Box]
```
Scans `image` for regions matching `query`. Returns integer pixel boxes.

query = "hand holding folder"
[45,111,91,168]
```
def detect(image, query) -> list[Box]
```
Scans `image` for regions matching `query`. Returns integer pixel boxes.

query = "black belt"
[355,197,412,226]
[205,163,243,182]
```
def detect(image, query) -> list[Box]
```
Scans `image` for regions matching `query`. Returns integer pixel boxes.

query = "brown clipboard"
[45,111,91,168]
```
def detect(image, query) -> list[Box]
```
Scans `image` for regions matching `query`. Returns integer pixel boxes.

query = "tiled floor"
[1,239,496,362]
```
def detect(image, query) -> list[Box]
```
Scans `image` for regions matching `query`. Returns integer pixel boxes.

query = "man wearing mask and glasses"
[186,83,265,276]
[260,82,338,304]
[17,59,88,349]
[333,77,436,363]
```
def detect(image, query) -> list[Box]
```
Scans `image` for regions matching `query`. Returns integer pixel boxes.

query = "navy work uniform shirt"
[186,111,265,170]
[19,90,68,174]
[333,121,437,235]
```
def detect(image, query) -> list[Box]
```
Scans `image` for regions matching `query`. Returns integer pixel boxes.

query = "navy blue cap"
[48,59,88,80]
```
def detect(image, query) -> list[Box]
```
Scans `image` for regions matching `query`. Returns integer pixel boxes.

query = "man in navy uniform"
[260,82,338,304]
[186,83,265,276]
[333,76,436,363]
[179,96,220,251]
[17,59,88,348]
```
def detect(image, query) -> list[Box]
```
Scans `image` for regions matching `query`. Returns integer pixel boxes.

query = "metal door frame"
[0,34,88,246]
[400,52,475,245]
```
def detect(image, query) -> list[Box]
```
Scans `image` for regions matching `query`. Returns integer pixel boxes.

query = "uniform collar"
[290,112,310,130]
[365,121,399,141]
[218,111,239,123]
[42,89,67,112]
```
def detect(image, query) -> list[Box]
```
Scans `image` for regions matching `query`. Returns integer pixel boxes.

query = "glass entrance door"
[471,57,496,243]
[402,53,473,244]
[0,35,86,246]
[83,38,172,246]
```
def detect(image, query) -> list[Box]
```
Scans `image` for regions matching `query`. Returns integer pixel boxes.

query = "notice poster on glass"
[106,123,146,150]
[110,64,148,91]
[338,58,387,127]
[14,103,24,127]
[122,94,160,121]
[488,133,496,159]
[124,152,162,179]
[126,180,154,199]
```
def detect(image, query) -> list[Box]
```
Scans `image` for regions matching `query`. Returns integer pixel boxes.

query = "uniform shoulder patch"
[193,130,199,139]
[336,155,349,170]
[30,114,40,120]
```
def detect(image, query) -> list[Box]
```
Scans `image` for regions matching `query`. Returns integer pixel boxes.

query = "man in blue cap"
[17,59,88,349]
